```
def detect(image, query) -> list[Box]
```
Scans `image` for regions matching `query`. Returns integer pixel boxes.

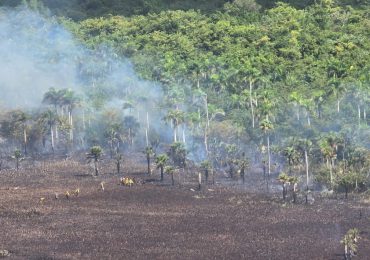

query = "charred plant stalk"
[160,166,164,181]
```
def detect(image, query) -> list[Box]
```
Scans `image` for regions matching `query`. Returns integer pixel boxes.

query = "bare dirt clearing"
[0,157,369,259]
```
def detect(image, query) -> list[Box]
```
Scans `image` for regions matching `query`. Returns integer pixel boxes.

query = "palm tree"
[289,176,299,203]
[164,109,185,143]
[42,87,59,110]
[319,133,339,189]
[87,146,103,176]
[260,118,274,177]
[144,146,155,175]
[225,144,238,179]
[13,149,23,171]
[297,138,312,202]
[341,228,360,260]
[115,153,123,175]
[200,160,212,183]
[278,172,289,200]
[165,166,175,186]
[39,109,59,154]
[156,154,169,181]
[168,142,187,168]
[282,142,300,175]
[237,156,249,184]
[62,89,80,142]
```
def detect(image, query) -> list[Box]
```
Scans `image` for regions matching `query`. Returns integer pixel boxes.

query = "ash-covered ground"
[0,155,369,259]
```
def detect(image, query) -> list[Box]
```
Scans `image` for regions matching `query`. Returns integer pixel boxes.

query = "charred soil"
[0,156,369,259]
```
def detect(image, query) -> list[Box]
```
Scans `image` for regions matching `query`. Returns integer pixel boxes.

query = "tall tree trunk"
[267,134,271,177]
[294,104,300,121]
[358,104,361,126]
[116,160,120,175]
[160,166,164,182]
[50,125,54,154]
[305,149,309,190]
[82,110,86,130]
[249,80,255,128]
[307,112,311,126]
[337,99,340,113]
[147,155,151,175]
[55,125,58,142]
[182,126,186,144]
[204,95,209,156]
[173,126,177,142]
[69,112,73,143]
[331,158,335,189]
[23,128,27,155]
[198,172,202,190]
[145,128,149,147]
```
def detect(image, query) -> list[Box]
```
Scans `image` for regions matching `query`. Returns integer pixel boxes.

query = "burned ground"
[0,156,369,259]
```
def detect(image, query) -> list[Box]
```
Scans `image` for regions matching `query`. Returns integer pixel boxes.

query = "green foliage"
[1,0,370,194]
[168,142,187,168]
[87,145,103,160]
[156,154,169,168]
[13,149,22,159]
[341,228,360,259]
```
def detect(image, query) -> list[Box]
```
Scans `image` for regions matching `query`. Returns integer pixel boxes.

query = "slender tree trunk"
[198,172,202,190]
[69,112,73,143]
[296,104,300,121]
[204,95,209,156]
[173,126,177,142]
[23,128,27,155]
[50,125,54,153]
[145,128,149,147]
[146,111,150,146]
[364,108,367,125]
[305,149,309,190]
[55,125,58,142]
[182,126,186,144]
[171,172,174,186]
[212,168,215,185]
[117,160,120,175]
[267,134,271,177]
[358,104,361,126]
[329,160,333,190]
[94,159,99,176]
[147,155,151,175]
[249,80,255,128]
[82,110,86,130]
[337,99,340,113]
[307,112,311,126]
[160,166,164,182]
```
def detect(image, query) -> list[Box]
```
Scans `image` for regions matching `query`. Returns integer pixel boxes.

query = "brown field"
[0,154,369,260]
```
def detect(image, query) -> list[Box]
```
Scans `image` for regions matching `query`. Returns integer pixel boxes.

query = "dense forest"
[0,0,370,196]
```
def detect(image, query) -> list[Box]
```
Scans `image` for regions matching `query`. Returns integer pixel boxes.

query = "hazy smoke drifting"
[0,6,163,110]
[0,7,83,108]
